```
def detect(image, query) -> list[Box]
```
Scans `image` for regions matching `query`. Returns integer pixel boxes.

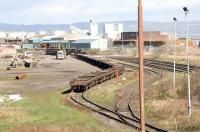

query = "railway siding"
[68,54,167,131]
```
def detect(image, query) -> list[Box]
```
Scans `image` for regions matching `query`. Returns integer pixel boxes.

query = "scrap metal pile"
[70,55,125,92]
[4,52,38,69]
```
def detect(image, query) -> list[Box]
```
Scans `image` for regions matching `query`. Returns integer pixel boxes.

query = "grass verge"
[0,87,131,132]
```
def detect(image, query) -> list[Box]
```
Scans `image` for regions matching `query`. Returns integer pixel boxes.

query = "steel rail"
[82,92,167,132]
[109,57,198,73]
[69,93,140,130]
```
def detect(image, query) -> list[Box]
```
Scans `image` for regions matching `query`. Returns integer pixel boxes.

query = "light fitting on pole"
[173,17,177,22]
[183,7,189,13]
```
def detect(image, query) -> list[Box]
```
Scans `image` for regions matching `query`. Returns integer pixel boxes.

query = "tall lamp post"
[122,27,124,55]
[173,17,177,89]
[138,0,145,131]
[149,32,152,52]
[183,7,192,117]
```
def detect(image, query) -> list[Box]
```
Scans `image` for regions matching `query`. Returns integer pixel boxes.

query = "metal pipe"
[16,74,26,80]
[138,0,145,131]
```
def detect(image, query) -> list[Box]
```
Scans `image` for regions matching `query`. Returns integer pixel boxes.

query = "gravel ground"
[0,55,100,94]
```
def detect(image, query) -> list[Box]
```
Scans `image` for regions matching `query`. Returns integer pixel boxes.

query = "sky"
[0,0,199,24]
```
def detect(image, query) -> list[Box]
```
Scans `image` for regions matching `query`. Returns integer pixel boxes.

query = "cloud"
[0,0,199,24]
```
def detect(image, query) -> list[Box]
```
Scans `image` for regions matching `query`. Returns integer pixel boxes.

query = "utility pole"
[173,17,177,89]
[138,0,145,131]
[183,7,192,117]
[122,27,124,55]
[6,32,8,46]
[149,31,152,52]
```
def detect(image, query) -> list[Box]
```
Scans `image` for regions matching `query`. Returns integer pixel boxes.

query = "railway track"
[69,91,167,132]
[114,64,166,132]
[68,54,167,131]
[108,56,200,73]
[69,92,140,130]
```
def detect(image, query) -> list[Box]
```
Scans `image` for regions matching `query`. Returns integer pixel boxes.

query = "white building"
[50,30,66,37]
[90,20,98,37]
[104,23,123,40]
[70,25,89,35]
[37,31,48,36]
[0,32,6,38]
[25,32,36,39]
[7,32,27,39]
[71,38,107,51]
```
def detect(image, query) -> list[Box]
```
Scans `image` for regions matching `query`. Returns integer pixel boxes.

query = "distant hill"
[0,23,69,32]
[0,20,200,39]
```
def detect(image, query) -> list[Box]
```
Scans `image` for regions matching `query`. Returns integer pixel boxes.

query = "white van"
[56,51,65,60]
[24,51,33,58]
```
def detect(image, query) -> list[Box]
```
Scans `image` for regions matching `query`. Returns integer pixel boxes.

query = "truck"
[56,50,65,60]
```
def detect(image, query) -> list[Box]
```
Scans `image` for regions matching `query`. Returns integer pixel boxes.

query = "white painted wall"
[104,23,123,40]
[0,32,6,38]
[7,32,27,39]
[91,39,107,51]
[51,30,66,37]
[0,32,37,39]
[37,31,47,36]
[26,32,36,39]
[90,20,98,37]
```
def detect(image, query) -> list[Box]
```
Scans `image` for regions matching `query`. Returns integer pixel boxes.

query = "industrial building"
[71,39,107,51]
[22,38,43,49]
[177,38,197,47]
[23,37,69,49]
[113,31,173,47]
[50,30,67,37]
[0,38,22,45]
[89,20,98,37]
[104,23,123,40]
[0,32,7,38]
[22,20,108,51]
[23,33,108,51]
[70,25,89,35]
[40,38,69,49]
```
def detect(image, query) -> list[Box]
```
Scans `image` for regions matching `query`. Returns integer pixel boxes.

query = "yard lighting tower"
[183,7,192,117]
[149,32,152,52]
[122,28,124,55]
[173,17,177,89]
[138,0,145,131]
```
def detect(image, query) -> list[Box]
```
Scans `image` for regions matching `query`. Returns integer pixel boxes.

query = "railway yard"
[0,48,200,132]
[0,0,200,132]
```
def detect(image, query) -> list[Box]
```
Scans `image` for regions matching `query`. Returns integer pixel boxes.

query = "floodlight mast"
[173,17,177,89]
[183,7,192,117]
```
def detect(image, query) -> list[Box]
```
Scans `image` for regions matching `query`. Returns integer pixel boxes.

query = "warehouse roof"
[39,40,69,44]
[72,39,97,44]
